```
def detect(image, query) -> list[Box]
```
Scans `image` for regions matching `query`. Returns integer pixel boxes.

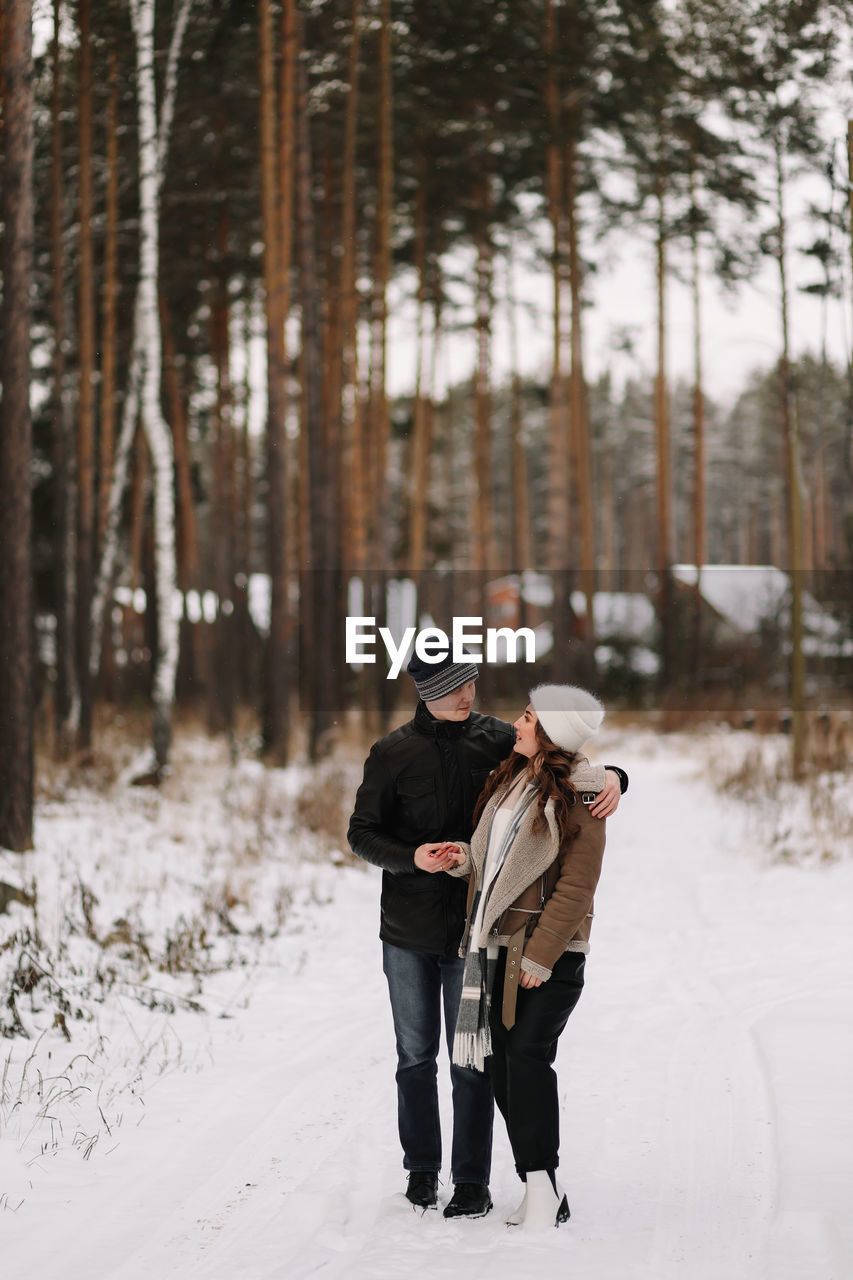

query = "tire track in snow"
[590,744,778,1280]
[102,891,402,1278]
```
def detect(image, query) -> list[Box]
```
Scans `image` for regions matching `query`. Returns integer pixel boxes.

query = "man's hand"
[589,769,622,819]
[414,842,463,873]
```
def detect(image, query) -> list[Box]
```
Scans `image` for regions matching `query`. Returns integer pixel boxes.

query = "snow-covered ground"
[2,726,852,1279]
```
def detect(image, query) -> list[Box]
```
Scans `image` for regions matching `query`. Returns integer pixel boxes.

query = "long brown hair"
[473,717,581,843]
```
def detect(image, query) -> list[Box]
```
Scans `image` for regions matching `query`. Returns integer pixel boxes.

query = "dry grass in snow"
[704,724,853,864]
[0,718,362,1209]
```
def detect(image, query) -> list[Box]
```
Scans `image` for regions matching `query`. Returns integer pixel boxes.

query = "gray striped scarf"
[452,786,536,1071]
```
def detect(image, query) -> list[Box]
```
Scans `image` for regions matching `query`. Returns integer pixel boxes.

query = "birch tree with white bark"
[89,0,193,773]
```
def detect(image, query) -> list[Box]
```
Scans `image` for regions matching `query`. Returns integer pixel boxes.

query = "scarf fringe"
[452,1026,492,1072]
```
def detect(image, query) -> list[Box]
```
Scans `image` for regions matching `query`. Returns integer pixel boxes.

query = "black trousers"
[489,946,585,1176]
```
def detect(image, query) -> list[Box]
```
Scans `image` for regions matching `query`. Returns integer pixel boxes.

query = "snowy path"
[4,732,853,1280]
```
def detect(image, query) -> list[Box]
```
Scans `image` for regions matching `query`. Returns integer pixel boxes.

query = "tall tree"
[615,0,761,685]
[472,169,497,577]
[337,0,365,573]
[161,291,206,694]
[88,0,193,720]
[544,0,574,669]
[843,118,853,493]
[49,0,78,752]
[296,43,339,757]
[504,236,532,573]
[99,42,120,556]
[127,0,188,771]
[97,36,122,702]
[730,0,842,774]
[75,0,96,748]
[407,147,433,576]
[0,0,35,849]
[259,0,293,762]
[367,0,393,569]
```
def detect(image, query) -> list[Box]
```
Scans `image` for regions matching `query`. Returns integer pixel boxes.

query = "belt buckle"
[580,791,596,806]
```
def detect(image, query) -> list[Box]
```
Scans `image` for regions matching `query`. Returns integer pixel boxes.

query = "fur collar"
[470,758,604,944]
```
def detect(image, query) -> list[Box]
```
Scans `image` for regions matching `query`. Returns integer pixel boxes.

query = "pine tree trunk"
[129,0,179,772]
[690,163,706,681]
[505,237,531,581]
[99,46,120,552]
[76,0,96,750]
[0,0,35,850]
[50,0,78,753]
[209,207,236,733]
[544,0,573,673]
[235,301,255,701]
[566,131,595,676]
[259,0,291,762]
[368,0,393,569]
[339,0,364,572]
[366,0,394,732]
[654,168,674,689]
[473,177,496,578]
[847,121,853,484]
[97,42,121,704]
[319,138,346,715]
[774,131,806,778]
[408,153,431,574]
[161,291,206,697]
[296,49,337,757]
[321,141,341,450]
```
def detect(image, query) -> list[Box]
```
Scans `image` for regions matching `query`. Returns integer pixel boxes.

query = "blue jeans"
[382,942,493,1185]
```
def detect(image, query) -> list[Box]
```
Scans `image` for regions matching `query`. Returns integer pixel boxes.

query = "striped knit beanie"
[406,651,479,702]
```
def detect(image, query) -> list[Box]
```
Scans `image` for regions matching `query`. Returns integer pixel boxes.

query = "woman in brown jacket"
[444,684,608,1231]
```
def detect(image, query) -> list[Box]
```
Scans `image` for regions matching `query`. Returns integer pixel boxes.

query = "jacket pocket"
[396,774,439,833]
[497,905,541,938]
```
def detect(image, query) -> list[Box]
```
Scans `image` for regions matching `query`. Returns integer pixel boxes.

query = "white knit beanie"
[529,684,604,753]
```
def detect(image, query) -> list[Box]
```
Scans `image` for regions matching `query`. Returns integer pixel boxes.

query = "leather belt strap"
[501,925,527,1030]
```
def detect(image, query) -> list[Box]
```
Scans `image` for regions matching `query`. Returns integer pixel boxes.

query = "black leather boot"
[405,1171,439,1209]
[442,1182,493,1218]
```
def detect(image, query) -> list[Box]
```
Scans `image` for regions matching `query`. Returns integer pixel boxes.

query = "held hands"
[589,769,621,819]
[413,847,544,987]
[413,842,465,873]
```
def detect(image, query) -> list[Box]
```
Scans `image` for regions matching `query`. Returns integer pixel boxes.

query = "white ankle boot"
[505,1185,527,1226]
[518,1170,570,1231]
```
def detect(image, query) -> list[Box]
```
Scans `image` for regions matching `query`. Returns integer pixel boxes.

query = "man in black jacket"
[347,652,627,1219]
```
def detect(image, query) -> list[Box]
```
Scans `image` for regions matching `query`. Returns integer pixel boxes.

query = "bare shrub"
[294,762,360,865]
[160,914,210,978]
[707,727,853,864]
[803,709,853,774]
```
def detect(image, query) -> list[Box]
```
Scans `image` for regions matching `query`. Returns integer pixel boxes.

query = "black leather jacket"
[348,702,515,954]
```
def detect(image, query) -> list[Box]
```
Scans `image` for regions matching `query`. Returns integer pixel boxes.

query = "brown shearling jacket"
[451,762,607,982]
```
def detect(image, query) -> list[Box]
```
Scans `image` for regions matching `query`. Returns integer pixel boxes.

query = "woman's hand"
[519,970,543,989]
[413,842,465,872]
[441,842,465,865]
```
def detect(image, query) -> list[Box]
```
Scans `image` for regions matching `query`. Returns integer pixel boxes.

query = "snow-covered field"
[2,725,852,1280]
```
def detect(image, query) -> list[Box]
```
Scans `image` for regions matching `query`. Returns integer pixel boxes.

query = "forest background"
[2,0,853,853]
